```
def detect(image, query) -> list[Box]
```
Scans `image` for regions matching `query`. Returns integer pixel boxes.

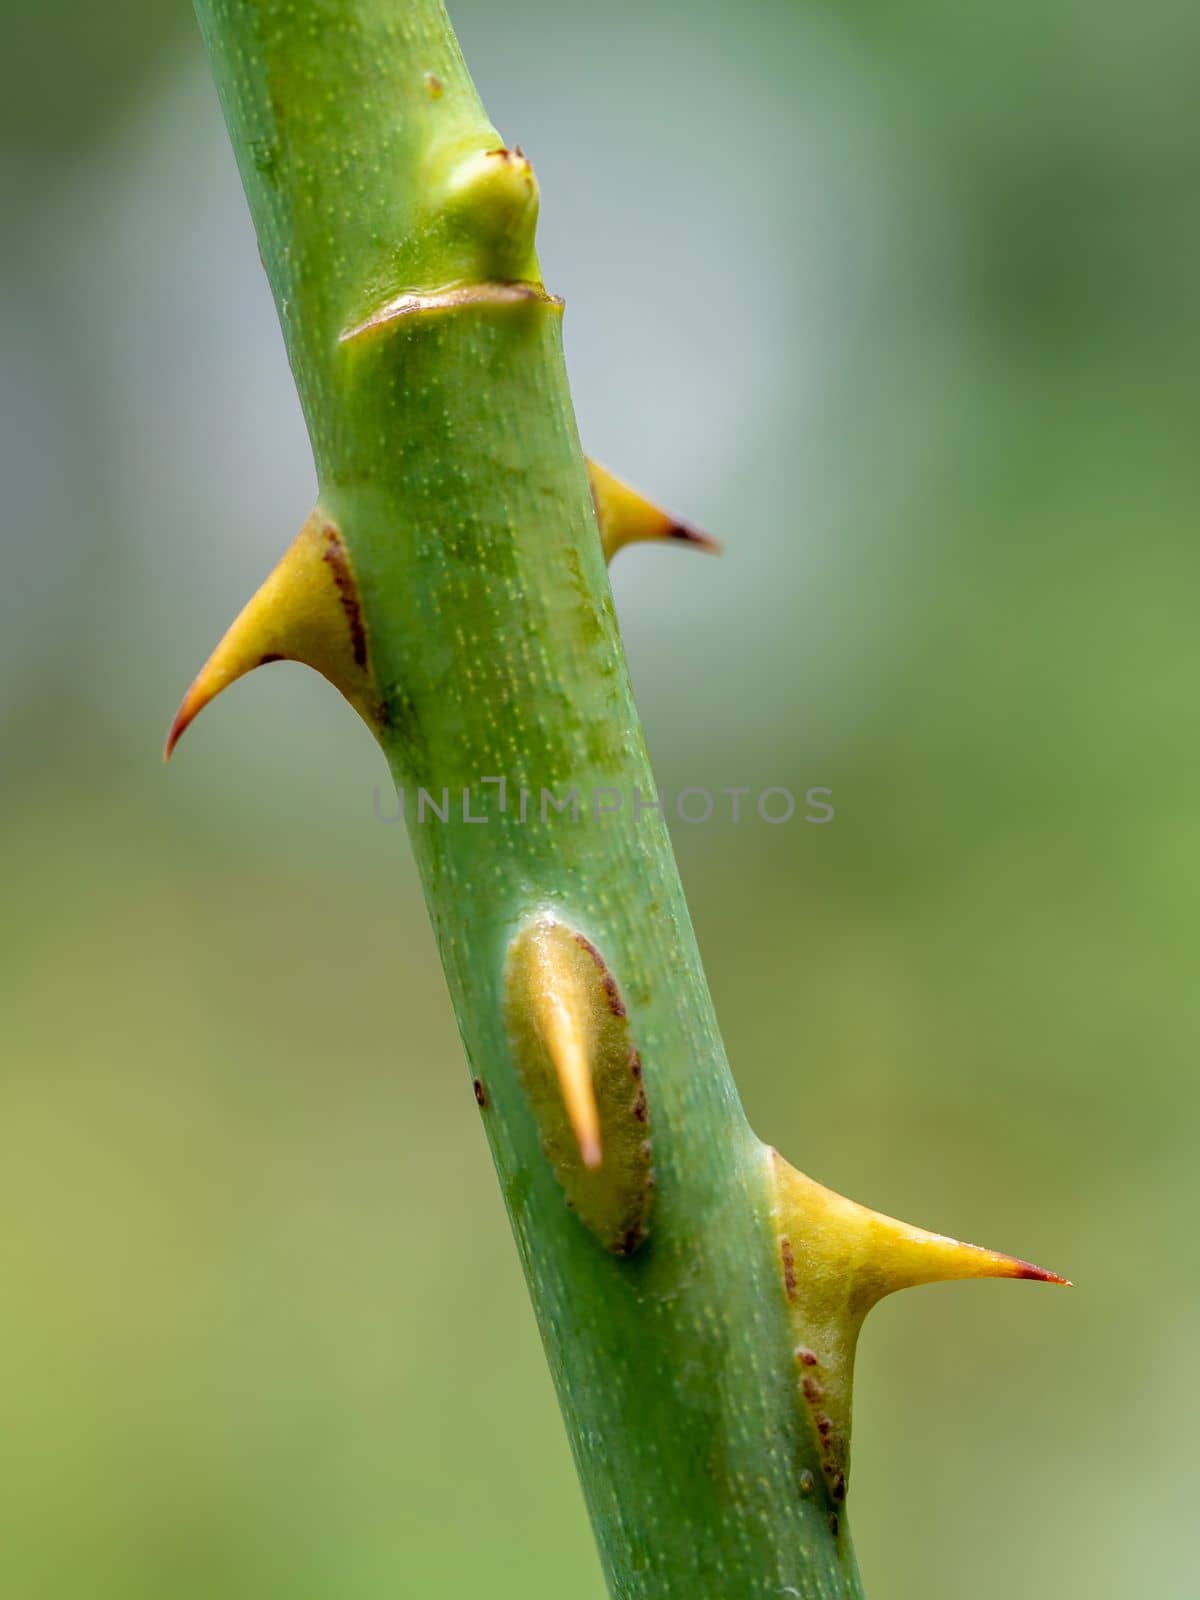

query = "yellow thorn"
[164,510,383,759]
[586,460,720,564]
[766,1148,1067,1502]
[521,922,604,1168]
[770,1152,1069,1313]
[540,1002,604,1170]
[504,914,655,1254]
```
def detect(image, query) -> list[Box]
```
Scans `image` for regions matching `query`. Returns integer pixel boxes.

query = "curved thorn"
[164,510,383,760]
[765,1148,1067,1501]
[769,1150,1069,1304]
[587,460,721,564]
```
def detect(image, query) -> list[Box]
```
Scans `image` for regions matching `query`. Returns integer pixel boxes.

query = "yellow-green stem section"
[192,2,859,1594]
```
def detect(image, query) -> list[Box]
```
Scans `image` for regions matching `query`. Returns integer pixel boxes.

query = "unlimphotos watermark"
[371,779,834,827]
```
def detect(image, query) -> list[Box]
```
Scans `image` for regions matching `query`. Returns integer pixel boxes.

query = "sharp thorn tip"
[163,694,198,762]
[668,523,722,554]
[1015,1263,1071,1285]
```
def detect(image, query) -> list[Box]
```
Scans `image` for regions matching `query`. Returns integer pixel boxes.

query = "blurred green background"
[2,0,1197,1596]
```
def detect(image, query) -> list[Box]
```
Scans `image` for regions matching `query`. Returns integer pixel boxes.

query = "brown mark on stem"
[320,524,368,670]
[780,1236,798,1302]
[573,931,627,1018]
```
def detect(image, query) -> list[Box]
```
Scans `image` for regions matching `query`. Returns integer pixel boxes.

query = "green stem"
[191,2,860,1594]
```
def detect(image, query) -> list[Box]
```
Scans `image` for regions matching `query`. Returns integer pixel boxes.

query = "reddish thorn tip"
[1013,1260,1071,1285]
[668,522,722,554]
[163,706,190,762]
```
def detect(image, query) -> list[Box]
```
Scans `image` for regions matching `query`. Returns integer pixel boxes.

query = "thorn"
[586,460,721,564]
[164,510,383,760]
[504,915,655,1254]
[525,934,604,1169]
[765,1148,1068,1501]
[769,1152,1068,1306]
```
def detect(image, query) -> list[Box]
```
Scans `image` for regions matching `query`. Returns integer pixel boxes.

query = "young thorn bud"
[504,913,653,1254]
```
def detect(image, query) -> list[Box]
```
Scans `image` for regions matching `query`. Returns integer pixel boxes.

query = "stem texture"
[188,3,893,1595]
